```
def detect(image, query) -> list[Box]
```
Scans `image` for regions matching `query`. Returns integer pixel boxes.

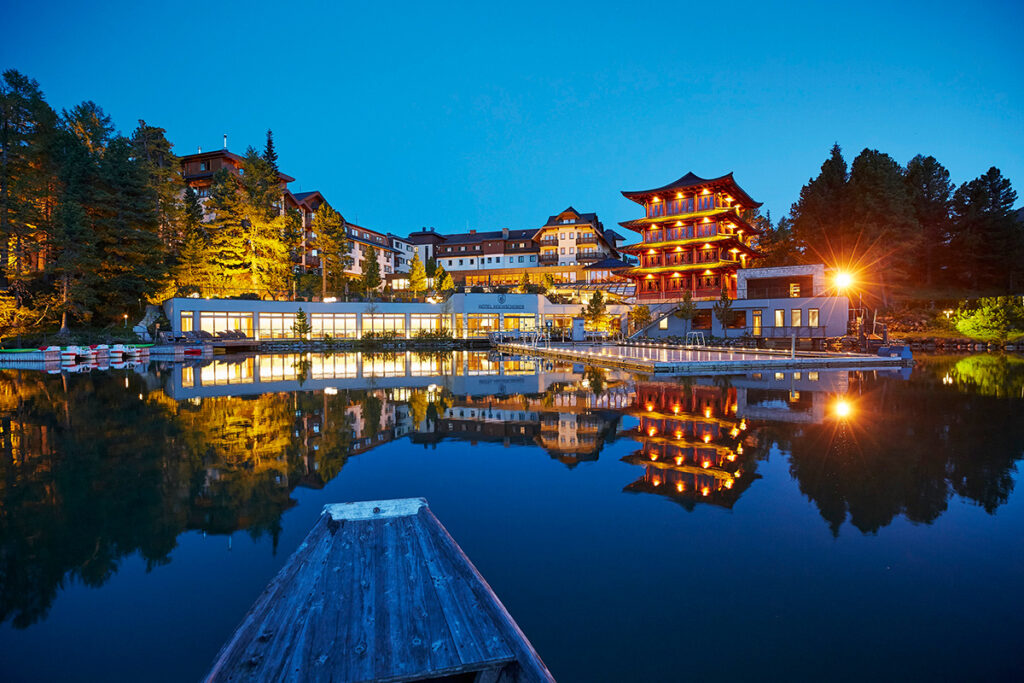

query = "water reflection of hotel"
[433,379,633,465]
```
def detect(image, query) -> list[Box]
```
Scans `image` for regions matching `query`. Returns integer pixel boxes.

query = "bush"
[953,297,1024,343]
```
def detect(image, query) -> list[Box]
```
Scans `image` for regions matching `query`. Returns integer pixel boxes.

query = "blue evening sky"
[3,0,1022,234]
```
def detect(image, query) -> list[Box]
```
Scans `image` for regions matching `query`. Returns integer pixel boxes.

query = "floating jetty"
[495,341,911,375]
[205,498,554,683]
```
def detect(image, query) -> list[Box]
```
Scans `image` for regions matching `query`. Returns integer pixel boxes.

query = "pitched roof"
[442,229,535,244]
[582,257,633,270]
[621,171,761,208]
[603,229,624,242]
[544,206,600,226]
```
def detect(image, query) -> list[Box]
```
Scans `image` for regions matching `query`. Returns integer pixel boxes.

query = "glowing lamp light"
[834,271,854,290]
[702,433,712,444]
[701,460,711,469]
[833,398,853,419]
[676,192,683,199]
[650,454,658,461]
[724,479,734,489]
[652,477,662,487]
[648,426,658,437]
[676,482,685,492]
[701,486,711,497]
[675,456,683,465]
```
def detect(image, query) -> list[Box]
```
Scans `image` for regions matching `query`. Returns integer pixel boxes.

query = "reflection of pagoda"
[621,381,762,509]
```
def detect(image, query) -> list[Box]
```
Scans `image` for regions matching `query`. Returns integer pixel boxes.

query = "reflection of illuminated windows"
[466,354,498,376]
[181,366,194,387]
[311,354,358,379]
[364,355,406,377]
[200,358,255,385]
[410,353,447,376]
[259,355,300,380]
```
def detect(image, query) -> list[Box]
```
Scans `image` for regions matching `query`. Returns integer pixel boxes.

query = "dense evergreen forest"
[2,69,1022,339]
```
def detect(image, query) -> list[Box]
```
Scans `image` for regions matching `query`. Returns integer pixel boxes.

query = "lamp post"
[123,313,128,328]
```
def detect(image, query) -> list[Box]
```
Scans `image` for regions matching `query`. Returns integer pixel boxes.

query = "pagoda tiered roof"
[618,233,760,255]
[621,171,761,208]
[618,208,761,233]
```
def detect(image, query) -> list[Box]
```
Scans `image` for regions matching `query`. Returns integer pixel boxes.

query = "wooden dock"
[494,341,910,375]
[205,498,554,683]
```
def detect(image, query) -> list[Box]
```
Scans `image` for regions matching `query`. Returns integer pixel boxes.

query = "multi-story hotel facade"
[180,144,397,282]
[618,172,763,301]
[407,207,627,287]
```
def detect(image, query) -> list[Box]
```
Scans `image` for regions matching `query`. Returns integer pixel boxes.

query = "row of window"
[446,255,537,268]
[181,311,556,338]
[751,308,821,332]
[646,194,720,218]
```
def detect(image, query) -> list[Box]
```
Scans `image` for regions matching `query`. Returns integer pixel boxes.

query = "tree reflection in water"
[785,356,1024,535]
[0,353,1021,629]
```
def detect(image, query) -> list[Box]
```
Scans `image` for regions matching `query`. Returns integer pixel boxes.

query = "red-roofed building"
[618,172,764,301]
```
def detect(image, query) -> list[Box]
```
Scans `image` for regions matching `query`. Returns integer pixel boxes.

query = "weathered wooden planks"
[205,498,554,683]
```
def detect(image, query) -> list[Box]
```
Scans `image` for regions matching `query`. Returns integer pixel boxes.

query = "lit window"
[808,308,819,327]
[791,309,802,327]
[659,317,668,330]
[774,309,785,327]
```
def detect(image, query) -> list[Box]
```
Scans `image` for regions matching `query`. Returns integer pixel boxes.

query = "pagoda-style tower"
[619,172,763,301]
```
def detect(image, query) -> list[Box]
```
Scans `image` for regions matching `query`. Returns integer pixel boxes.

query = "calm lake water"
[1,351,1023,682]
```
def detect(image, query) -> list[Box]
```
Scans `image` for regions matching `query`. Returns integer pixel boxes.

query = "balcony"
[576,252,602,262]
[539,239,558,247]
[576,236,599,245]
[538,253,560,264]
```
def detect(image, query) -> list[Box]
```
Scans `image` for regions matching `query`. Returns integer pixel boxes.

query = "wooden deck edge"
[322,497,427,521]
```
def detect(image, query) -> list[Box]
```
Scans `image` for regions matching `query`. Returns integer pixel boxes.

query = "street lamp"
[123,313,128,328]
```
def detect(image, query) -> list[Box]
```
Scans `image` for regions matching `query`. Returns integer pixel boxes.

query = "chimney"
[469,229,476,235]
[197,145,202,153]
[502,228,509,239]
[223,134,228,150]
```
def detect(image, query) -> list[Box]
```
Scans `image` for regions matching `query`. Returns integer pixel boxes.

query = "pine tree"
[433,263,454,292]
[790,143,849,261]
[904,155,953,287]
[131,120,183,250]
[584,290,606,328]
[713,288,735,333]
[673,291,697,333]
[408,252,427,295]
[206,168,248,294]
[516,271,530,293]
[951,168,1020,292]
[846,149,921,303]
[263,129,278,171]
[182,185,203,234]
[313,204,350,298]
[361,245,382,292]
[92,136,168,319]
[292,306,312,338]
[425,255,436,278]
[1,69,58,283]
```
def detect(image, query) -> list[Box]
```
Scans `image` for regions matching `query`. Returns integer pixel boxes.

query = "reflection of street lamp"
[832,397,853,419]
[123,313,128,328]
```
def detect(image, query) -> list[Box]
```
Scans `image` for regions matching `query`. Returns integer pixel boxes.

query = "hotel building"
[406,207,626,287]
[180,144,397,282]
[618,172,763,301]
